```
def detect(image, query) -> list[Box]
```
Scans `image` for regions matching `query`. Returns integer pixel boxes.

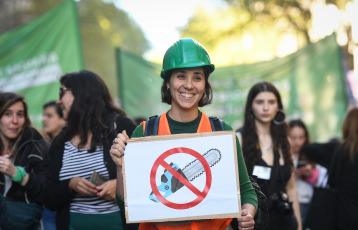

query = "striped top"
[59,141,119,214]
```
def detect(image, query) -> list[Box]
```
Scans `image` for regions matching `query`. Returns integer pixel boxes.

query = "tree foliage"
[0,0,150,98]
[180,0,353,68]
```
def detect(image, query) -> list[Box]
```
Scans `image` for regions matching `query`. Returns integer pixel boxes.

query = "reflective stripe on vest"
[140,112,232,230]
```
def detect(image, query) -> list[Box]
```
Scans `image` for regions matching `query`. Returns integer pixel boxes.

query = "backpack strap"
[209,116,224,131]
[144,115,160,136]
[144,114,223,136]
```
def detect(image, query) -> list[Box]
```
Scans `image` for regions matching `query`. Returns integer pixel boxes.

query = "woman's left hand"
[0,156,18,178]
[96,179,116,200]
[237,209,255,230]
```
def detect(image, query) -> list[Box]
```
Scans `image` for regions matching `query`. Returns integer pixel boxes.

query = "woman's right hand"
[110,130,129,167]
[69,177,97,195]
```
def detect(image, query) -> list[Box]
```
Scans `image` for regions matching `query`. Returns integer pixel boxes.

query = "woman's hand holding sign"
[110,130,129,167]
[110,130,129,200]
[237,206,256,230]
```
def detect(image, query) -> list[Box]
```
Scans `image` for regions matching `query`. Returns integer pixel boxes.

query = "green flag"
[117,34,347,141]
[116,48,169,120]
[0,0,83,127]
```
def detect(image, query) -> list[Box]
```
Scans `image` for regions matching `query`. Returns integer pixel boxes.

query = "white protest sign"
[123,131,241,223]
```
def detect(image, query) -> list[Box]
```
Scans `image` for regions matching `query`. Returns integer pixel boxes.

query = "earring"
[273,109,286,125]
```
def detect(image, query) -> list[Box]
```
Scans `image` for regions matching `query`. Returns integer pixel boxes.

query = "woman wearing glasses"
[43,70,136,230]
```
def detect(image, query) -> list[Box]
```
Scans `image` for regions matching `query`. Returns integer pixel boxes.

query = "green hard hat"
[160,38,215,79]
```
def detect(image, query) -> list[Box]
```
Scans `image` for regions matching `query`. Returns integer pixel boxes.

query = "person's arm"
[226,123,257,229]
[286,171,302,230]
[42,142,74,210]
[301,142,339,168]
[14,138,49,203]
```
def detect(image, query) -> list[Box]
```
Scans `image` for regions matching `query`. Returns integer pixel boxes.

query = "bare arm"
[286,171,302,230]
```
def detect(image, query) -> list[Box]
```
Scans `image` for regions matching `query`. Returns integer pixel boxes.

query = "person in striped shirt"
[43,70,136,230]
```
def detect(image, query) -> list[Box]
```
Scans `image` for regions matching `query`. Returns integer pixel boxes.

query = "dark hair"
[0,92,32,159]
[341,107,358,162]
[133,117,146,126]
[56,70,126,152]
[43,101,63,118]
[160,67,213,107]
[288,119,313,164]
[241,81,292,174]
[288,119,311,146]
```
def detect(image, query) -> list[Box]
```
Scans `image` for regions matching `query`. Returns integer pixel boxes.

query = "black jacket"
[0,127,49,204]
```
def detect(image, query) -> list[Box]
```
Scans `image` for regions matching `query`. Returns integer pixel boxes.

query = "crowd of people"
[0,38,357,230]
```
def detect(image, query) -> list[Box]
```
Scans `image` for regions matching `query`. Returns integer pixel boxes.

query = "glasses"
[59,87,71,99]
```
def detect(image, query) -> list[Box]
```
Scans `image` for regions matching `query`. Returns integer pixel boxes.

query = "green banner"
[117,34,347,141]
[0,0,83,128]
[116,48,170,120]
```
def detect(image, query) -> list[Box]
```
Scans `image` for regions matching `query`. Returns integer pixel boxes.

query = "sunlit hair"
[0,92,32,159]
[341,107,358,162]
[56,70,126,152]
[240,81,292,174]
[161,67,213,107]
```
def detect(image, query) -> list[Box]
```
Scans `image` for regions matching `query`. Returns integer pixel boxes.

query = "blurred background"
[0,0,357,141]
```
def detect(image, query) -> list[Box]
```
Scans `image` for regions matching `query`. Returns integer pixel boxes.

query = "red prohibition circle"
[150,147,212,209]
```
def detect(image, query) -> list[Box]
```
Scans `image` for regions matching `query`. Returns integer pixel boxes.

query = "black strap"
[144,115,160,136]
[209,116,223,131]
[269,151,280,193]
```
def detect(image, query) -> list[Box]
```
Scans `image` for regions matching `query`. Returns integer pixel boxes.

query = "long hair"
[241,82,292,174]
[341,108,358,162]
[0,92,32,159]
[56,70,126,152]
[161,67,213,107]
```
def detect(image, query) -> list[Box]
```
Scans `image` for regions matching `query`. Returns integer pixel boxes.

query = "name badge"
[252,165,271,180]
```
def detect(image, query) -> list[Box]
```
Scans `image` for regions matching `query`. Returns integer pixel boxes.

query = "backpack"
[144,115,270,229]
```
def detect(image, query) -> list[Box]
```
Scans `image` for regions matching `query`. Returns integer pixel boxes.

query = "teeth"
[181,93,193,98]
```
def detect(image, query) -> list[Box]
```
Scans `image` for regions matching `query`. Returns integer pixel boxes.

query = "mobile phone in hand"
[297,160,308,168]
[89,171,106,186]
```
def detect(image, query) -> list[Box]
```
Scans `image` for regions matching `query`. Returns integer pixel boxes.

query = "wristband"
[11,166,28,183]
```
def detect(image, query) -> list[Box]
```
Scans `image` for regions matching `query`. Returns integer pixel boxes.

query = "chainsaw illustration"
[149,148,221,203]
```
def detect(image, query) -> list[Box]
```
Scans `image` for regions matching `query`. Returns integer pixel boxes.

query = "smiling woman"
[110,38,258,230]
[0,92,49,230]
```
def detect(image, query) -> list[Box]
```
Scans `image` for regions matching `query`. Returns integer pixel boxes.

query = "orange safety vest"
[140,112,233,230]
